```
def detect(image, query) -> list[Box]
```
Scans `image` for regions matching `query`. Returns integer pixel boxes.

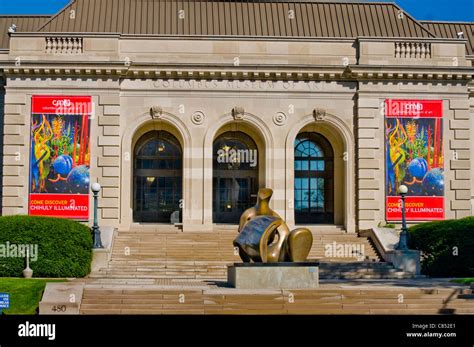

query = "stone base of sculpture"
[228,262,319,289]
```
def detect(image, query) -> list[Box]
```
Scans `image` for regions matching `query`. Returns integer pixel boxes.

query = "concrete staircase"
[89,226,418,280]
[79,284,474,315]
[78,226,474,315]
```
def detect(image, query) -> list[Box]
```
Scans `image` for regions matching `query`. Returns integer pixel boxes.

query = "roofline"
[387,2,436,38]
[35,0,436,39]
[245,1,398,3]
[421,20,474,25]
[11,31,462,43]
[10,31,356,42]
[0,15,51,18]
[36,0,76,32]
[356,36,467,43]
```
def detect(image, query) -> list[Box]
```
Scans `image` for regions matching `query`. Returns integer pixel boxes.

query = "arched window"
[133,131,182,223]
[213,131,259,223]
[294,132,334,224]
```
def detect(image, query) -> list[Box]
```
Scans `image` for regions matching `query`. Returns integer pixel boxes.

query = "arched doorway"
[133,130,182,223]
[294,132,334,224]
[213,131,259,223]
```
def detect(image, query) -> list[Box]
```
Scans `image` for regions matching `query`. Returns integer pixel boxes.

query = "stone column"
[96,94,121,227]
[0,81,4,216]
[470,90,474,215]
[448,98,472,219]
[2,90,28,215]
[355,96,385,230]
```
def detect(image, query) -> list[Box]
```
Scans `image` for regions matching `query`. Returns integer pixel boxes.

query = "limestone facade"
[0,33,472,232]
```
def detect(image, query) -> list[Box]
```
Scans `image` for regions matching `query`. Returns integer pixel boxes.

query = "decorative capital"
[313,108,326,121]
[150,106,163,119]
[232,106,245,120]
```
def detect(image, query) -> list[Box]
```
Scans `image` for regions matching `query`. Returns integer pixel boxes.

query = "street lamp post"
[396,184,409,250]
[91,182,103,249]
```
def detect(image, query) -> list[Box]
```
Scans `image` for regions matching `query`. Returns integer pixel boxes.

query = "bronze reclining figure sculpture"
[234,188,313,263]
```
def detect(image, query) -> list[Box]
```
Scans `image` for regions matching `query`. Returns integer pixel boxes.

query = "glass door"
[212,131,259,224]
[133,131,182,223]
[294,132,334,224]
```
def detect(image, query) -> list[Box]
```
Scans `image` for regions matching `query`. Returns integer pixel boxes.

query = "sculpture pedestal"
[227,262,319,289]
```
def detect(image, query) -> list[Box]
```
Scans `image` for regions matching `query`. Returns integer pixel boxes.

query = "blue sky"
[0,0,473,22]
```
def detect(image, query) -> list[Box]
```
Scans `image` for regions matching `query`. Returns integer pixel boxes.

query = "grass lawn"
[450,278,474,285]
[0,278,65,315]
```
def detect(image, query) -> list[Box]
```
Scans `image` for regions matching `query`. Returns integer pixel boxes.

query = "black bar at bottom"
[0,315,472,346]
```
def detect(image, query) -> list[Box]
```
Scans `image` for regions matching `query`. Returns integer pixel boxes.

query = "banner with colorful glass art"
[29,96,92,219]
[385,99,444,221]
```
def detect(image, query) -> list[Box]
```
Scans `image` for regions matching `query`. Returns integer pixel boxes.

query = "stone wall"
[1,77,121,228]
[0,35,472,232]
[449,97,472,218]
[0,78,4,216]
[356,81,472,229]
[118,79,356,232]
[96,93,121,224]
[470,84,474,214]
[1,87,28,216]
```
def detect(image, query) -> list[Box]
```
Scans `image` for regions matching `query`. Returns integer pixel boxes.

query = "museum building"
[0,0,473,233]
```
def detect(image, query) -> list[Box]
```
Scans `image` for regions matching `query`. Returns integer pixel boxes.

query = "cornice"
[349,65,473,81]
[0,61,472,82]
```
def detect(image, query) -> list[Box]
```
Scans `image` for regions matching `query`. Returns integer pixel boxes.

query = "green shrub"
[0,215,92,278]
[408,217,474,277]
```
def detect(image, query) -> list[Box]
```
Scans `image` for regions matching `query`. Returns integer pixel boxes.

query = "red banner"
[31,95,93,115]
[29,96,91,220]
[385,99,444,221]
[29,194,89,219]
[386,196,444,221]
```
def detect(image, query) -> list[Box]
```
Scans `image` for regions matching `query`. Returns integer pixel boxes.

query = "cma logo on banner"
[403,102,424,111]
[53,99,94,115]
[52,99,72,107]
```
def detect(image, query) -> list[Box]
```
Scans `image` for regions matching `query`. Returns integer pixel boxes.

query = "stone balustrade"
[45,36,83,54]
[394,41,431,59]
[358,37,469,66]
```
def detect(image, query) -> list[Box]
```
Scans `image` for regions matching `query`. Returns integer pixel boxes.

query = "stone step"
[100,263,392,271]
[112,233,379,244]
[81,287,471,297]
[79,286,474,315]
[90,265,417,280]
[94,227,389,280]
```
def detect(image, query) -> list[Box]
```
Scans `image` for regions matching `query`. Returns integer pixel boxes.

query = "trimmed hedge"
[0,215,92,278]
[408,217,474,277]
